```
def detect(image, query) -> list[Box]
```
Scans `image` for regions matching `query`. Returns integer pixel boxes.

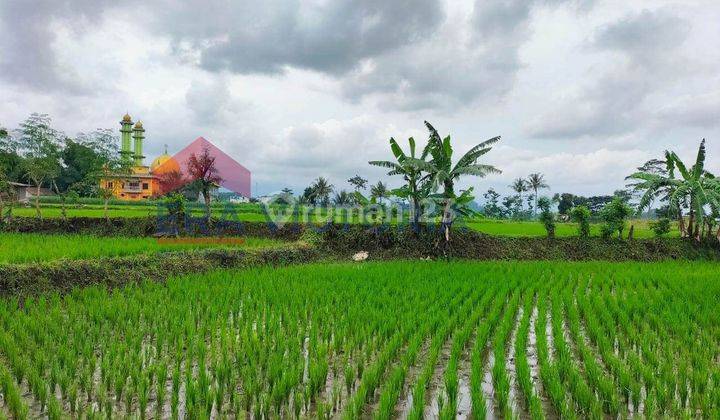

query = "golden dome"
[150,154,179,173]
[134,121,144,129]
[122,113,132,122]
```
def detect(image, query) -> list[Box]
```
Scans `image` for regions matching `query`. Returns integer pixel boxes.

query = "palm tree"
[510,178,528,213]
[333,190,352,207]
[406,121,501,240]
[369,137,429,225]
[527,173,549,216]
[370,181,389,204]
[310,177,334,206]
[627,139,720,240]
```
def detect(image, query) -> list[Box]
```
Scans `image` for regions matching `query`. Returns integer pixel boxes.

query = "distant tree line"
[0,113,223,222]
[0,113,123,220]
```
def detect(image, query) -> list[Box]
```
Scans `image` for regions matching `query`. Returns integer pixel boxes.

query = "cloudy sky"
[1,0,718,198]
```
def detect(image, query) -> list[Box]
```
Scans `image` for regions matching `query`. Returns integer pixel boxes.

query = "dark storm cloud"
[339,0,593,111]
[143,0,445,75]
[0,0,116,93]
[528,8,691,139]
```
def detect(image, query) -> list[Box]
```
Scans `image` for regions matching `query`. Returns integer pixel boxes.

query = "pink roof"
[156,137,251,197]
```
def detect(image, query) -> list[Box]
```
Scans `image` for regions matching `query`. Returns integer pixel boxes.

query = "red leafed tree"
[157,169,187,196]
[187,147,223,221]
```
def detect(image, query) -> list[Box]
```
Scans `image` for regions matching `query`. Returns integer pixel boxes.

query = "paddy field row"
[0,261,717,419]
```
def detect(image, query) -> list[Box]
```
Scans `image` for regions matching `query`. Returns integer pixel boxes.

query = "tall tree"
[310,177,334,207]
[510,178,528,213]
[526,173,549,216]
[75,128,119,162]
[482,188,503,218]
[627,139,720,240]
[369,137,430,225]
[187,147,223,222]
[0,126,23,194]
[15,114,63,218]
[370,181,389,204]
[406,121,501,240]
[57,140,109,193]
[0,161,14,221]
[347,175,368,192]
[333,190,352,206]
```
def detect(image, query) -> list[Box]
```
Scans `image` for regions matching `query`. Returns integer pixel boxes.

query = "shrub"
[570,206,591,238]
[650,218,671,237]
[537,197,555,238]
[599,198,632,239]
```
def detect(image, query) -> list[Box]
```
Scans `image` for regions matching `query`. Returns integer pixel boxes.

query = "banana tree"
[628,139,720,240]
[406,121,501,240]
[369,137,429,226]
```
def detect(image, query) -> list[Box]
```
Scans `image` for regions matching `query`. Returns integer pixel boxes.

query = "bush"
[650,218,671,237]
[570,206,591,238]
[537,197,555,238]
[599,198,633,239]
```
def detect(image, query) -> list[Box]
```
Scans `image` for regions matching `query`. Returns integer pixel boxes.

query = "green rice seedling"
[515,291,545,420]
[0,364,28,419]
[0,232,289,263]
[0,260,719,418]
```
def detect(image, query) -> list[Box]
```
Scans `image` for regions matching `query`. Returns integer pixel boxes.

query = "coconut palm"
[369,137,430,225]
[310,177,334,206]
[510,178,528,213]
[405,121,501,239]
[333,190,353,207]
[527,173,549,216]
[370,181,389,204]
[627,139,720,240]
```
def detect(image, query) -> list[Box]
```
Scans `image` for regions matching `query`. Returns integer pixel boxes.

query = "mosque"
[100,113,179,200]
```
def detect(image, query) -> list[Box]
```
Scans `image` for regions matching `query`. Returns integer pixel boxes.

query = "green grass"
[0,232,288,264]
[0,260,718,418]
[11,203,679,238]
[464,218,677,238]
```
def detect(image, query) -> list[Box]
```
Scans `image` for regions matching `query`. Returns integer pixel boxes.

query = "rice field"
[463,218,673,238]
[0,233,288,264]
[0,260,718,419]
[11,203,668,238]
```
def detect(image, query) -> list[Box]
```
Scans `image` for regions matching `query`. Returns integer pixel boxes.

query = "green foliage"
[0,232,287,264]
[56,139,111,193]
[650,218,672,237]
[599,198,633,239]
[570,205,591,238]
[303,177,334,206]
[1,260,720,418]
[369,137,429,224]
[627,139,720,239]
[537,196,556,238]
[347,175,368,191]
[163,192,186,231]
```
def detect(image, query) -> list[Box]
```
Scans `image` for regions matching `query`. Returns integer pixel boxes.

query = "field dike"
[3,216,720,261]
[3,218,719,298]
[0,246,320,297]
